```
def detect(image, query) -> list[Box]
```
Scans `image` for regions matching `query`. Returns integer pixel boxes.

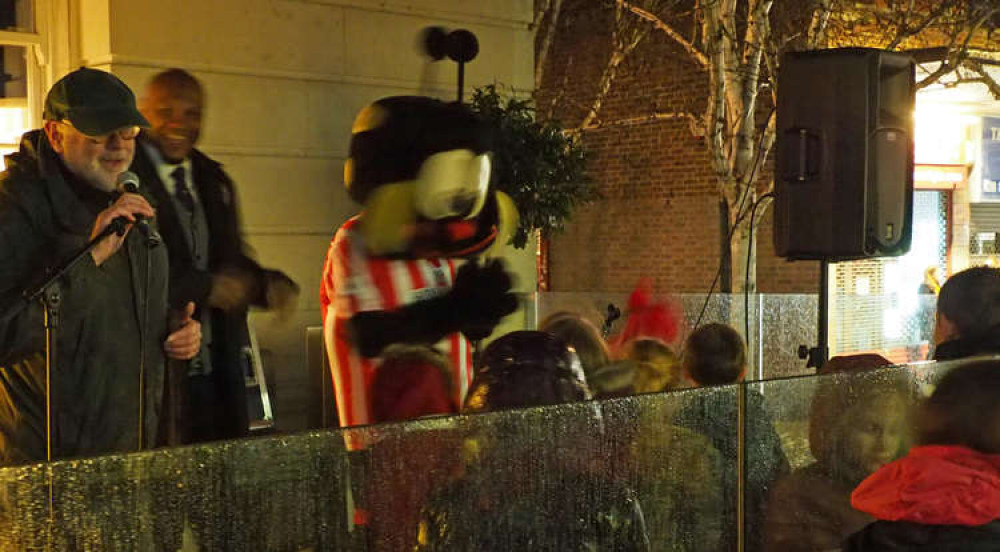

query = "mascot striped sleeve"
[321,217,473,427]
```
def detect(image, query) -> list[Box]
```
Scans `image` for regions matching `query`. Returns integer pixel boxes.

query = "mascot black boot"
[320,96,519,428]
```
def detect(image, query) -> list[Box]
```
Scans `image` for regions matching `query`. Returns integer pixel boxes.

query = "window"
[0,0,39,158]
[0,45,30,156]
[0,0,33,33]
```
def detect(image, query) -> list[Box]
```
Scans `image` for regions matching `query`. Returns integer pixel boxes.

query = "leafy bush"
[470,84,597,249]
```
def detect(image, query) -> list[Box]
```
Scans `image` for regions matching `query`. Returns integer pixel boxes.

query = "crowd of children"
[345,268,1000,551]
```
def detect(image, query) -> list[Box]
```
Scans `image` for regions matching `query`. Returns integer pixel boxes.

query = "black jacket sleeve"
[350,259,517,358]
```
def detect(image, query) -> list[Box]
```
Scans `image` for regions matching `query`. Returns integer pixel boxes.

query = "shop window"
[831,191,948,359]
[970,203,1000,261]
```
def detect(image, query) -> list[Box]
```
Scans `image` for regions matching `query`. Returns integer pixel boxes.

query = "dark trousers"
[187,373,228,444]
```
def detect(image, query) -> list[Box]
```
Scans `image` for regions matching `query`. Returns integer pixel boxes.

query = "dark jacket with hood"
[131,134,292,442]
[932,324,1000,361]
[675,387,790,551]
[0,130,168,464]
[845,445,1000,551]
[415,331,650,551]
[414,445,650,552]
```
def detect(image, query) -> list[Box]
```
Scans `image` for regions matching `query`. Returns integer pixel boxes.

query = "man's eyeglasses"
[61,121,140,145]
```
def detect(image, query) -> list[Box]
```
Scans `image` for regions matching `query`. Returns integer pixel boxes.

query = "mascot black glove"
[447,259,518,341]
[349,259,518,358]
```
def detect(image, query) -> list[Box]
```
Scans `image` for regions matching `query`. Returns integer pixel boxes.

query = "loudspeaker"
[774,48,915,261]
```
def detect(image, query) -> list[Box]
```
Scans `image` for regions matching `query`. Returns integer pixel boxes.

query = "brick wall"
[538,0,820,294]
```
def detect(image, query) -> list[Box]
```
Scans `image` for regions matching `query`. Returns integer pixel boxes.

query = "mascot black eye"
[415,150,491,220]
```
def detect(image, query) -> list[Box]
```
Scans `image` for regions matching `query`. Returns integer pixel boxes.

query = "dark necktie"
[171,165,206,375]
[172,166,195,213]
[171,165,201,262]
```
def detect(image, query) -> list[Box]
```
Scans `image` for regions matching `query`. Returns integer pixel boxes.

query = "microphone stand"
[0,221,129,545]
[0,222,122,463]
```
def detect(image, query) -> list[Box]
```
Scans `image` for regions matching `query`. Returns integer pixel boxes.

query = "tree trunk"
[727,201,756,351]
[729,217,755,294]
[719,199,732,293]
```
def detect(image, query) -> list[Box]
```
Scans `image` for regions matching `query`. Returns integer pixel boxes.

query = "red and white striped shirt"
[320,216,474,428]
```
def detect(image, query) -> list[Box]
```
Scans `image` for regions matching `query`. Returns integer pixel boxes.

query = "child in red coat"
[845,360,1000,550]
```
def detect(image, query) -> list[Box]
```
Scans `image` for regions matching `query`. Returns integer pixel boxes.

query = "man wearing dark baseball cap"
[0,67,201,464]
[44,67,150,140]
[42,67,150,192]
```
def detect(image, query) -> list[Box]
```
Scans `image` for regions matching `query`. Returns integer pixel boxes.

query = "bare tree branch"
[720,0,742,163]
[533,0,551,29]
[535,0,564,90]
[617,0,710,67]
[578,111,702,131]
[543,54,575,121]
[806,0,834,49]
[690,0,703,50]
[885,0,956,50]
[579,50,626,129]
[917,5,996,89]
[579,1,651,129]
[964,59,1000,100]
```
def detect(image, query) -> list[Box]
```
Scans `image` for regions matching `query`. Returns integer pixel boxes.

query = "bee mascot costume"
[321,96,519,427]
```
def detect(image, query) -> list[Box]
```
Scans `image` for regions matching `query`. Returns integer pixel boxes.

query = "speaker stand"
[798,259,830,370]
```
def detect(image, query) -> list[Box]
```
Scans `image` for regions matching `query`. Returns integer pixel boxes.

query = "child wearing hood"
[845,360,1000,550]
[764,354,913,552]
[678,323,789,551]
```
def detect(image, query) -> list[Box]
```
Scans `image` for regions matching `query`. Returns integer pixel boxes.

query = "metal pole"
[757,293,764,381]
[736,383,746,552]
[817,259,830,367]
[43,285,61,542]
[43,286,60,463]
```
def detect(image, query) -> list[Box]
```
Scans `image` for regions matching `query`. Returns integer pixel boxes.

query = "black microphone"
[114,171,162,248]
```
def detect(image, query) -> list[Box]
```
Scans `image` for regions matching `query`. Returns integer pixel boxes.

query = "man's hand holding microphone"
[89,171,161,265]
[86,170,200,359]
[89,191,155,266]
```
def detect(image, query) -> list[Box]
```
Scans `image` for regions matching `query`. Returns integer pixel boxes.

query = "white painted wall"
[67,0,536,430]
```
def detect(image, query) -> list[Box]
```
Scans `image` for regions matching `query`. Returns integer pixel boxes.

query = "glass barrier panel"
[755,294,817,380]
[0,358,972,551]
[0,431,351,551]
[537,292,788,378]
[625,385,737,551]
[342,414,477,551]
[536,290,629,333]
[535,292,938,381]
[343,387,735,552]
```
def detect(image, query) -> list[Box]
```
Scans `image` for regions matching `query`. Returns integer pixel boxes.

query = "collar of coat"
[7,130,103,234]
[933,324,1000,361]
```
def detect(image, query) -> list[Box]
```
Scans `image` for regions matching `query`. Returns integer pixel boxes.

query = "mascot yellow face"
[344,96,517,258]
